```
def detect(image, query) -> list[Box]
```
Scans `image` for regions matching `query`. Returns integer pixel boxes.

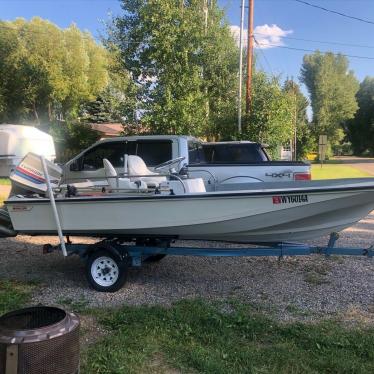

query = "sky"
[1,0,374,93]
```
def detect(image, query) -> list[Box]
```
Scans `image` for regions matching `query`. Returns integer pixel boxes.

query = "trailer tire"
[86,249,128,292]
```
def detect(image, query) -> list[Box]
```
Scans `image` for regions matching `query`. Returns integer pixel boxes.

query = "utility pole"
[294,92,297,160]
[245,0,254,115]
[237,0,245,134]
[203,0,210,129]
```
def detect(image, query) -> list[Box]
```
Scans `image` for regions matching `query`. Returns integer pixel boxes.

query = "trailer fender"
[82,242,129,263]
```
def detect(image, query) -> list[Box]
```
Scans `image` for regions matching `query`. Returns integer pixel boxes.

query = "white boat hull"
[6,179,374,243]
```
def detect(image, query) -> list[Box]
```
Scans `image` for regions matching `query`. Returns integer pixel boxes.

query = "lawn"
[81,300,374,374]
[0,178,11,185]
[312,164,373,180]
[1,280,374,373]
[0,280,34,315]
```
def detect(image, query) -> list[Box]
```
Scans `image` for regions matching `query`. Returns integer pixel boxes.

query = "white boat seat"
[167,178,206,194]
[127,155,167,187]
[103,159,147,191]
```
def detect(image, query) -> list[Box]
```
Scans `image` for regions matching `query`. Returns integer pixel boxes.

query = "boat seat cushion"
[127,155,167,186]
[103,158,117,178]
[103,158,147,191]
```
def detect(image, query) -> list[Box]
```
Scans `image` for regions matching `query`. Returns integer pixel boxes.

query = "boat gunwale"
[5,181,374,204]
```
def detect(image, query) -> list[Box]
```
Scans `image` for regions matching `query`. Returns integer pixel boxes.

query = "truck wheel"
[86,249,128,292]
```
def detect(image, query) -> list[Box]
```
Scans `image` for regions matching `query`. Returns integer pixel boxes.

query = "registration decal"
[10,205,33,212]
[272,195,308,204]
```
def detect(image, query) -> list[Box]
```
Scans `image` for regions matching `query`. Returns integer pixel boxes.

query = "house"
[89,123,124,138]
[89,122,150,138]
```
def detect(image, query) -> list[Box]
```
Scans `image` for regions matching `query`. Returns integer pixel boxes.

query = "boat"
[3,153,374,244]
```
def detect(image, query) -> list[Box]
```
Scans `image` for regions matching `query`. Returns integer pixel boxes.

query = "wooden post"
[237,0,245,134]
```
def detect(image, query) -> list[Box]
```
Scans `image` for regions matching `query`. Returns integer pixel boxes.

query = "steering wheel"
[154,156,186,171]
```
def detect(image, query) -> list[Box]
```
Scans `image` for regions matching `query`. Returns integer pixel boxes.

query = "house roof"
[89,123,124,137]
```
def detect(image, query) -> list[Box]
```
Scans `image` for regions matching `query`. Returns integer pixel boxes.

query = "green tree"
[241,71,294,156]
[109,0,238,138]
[0,18,109,124]
[50,120,101,162]
[346,77,374,155]
[283,79,314,159]
[79,48,138,124]
[0,22,29,121]
[300,52,359,146]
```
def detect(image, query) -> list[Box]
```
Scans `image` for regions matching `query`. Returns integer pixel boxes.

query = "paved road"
[334,156,374,176]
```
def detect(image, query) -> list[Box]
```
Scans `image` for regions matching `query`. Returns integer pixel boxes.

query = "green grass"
[0,280,34,315]
[81,299,374,374]
[0,178,11,185]
[312,164,372,180]
[56,296,90,313]
[1,278,373,373]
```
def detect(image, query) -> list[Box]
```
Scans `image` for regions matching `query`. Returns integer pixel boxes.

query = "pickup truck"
[62,135,311,189]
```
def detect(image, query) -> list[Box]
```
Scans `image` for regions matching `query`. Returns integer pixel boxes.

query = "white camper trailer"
[0,125,56,177]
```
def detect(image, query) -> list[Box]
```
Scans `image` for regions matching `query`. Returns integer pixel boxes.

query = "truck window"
[188,141,205,164]
[81,142,125,170]
[127,140,172,166]
[202,143,268,164]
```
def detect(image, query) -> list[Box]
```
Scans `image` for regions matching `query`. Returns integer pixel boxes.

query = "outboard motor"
[9,152,62,196]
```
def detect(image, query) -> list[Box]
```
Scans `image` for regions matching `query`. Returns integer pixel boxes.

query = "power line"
[294,0,374,25]
[254,32,374,50]
[3,19,374,61]
[253,35,275,77]
[255,42,374,60]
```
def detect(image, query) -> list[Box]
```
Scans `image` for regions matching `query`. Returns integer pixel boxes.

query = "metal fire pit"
[0,306,80,374]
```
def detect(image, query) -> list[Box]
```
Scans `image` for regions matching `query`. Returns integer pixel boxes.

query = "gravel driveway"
[1,213,374,322]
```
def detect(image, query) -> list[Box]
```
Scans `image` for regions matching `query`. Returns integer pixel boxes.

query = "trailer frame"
[42,232,374,292]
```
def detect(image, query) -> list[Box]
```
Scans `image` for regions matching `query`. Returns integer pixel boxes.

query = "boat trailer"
[26,157,374,292]
[42,232,374,292]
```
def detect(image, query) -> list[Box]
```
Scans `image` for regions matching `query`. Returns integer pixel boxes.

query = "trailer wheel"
[86,250,128,292]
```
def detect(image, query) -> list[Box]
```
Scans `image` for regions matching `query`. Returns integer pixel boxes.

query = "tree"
[0,18,109,124]
[0,23,29,121]
[79,48,138,124]
[108,0,238,138]
[283,79,314,159]
[240,71,294,156]
[300,52,359,147]
[50,120,101,162]
[346,77,374,155]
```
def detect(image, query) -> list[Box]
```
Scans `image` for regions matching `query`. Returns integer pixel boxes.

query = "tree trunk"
[33,102,40,125]
[48,102,53,122]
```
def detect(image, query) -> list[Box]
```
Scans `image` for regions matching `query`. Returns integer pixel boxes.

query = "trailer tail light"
[294,172,311,180]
